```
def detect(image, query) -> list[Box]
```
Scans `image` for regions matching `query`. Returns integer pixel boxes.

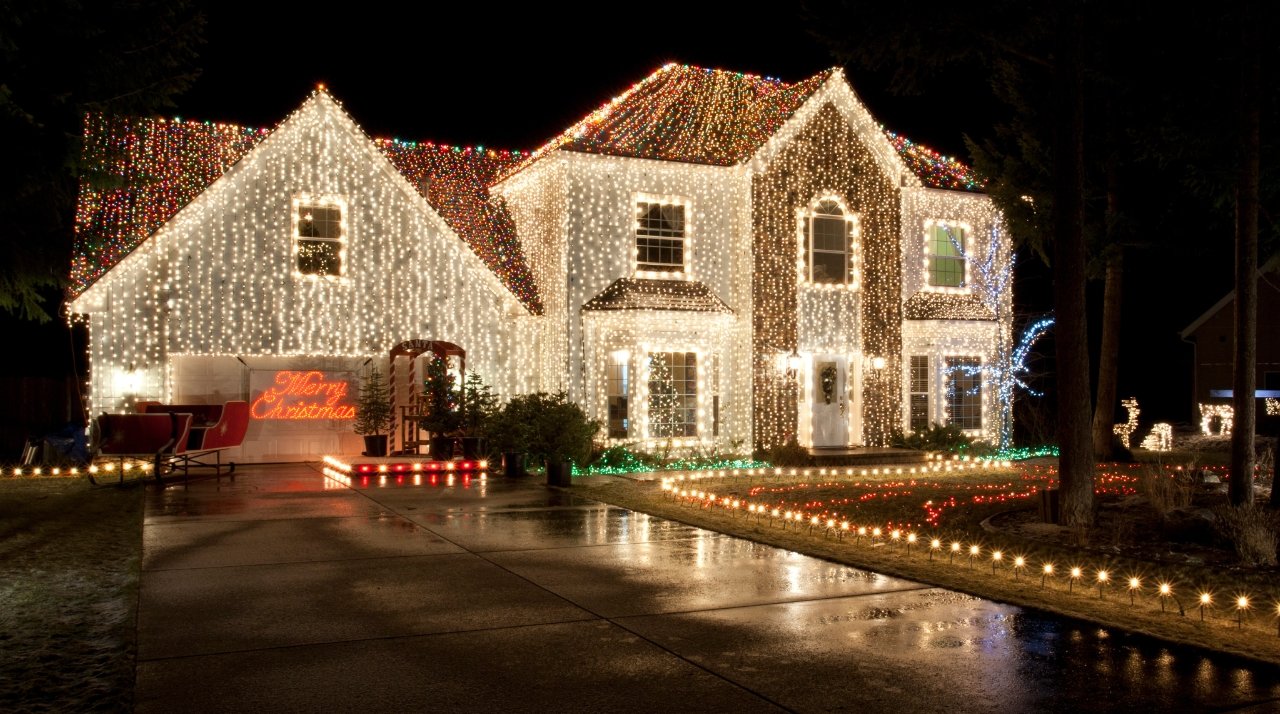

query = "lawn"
[0,477,143,712]
[582,456,1280,666]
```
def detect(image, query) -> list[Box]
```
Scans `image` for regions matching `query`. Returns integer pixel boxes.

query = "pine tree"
[353,366,393,436]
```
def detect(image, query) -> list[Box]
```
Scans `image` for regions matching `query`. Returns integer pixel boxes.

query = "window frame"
[797,194,860,289]
[944,355,983,432]
[644,350,699,440]
[633,194,692,279]
[606,353,630,439]
[291,194,349,281]
[909,355,930,432]
[923,219,973,293]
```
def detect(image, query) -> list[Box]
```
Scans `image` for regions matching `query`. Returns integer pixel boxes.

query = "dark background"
[5,1,1234,456]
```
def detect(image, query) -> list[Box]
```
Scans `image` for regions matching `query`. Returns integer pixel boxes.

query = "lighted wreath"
[820,364,838,404]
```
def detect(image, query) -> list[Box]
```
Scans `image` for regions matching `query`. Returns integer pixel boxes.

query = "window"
[804,200,852,284]
[927,223,966,288]
[909,355,929,432]
[635,202,685,273]
[648,351,697,438]
[945,356,982,431]
[293,197,346,277]
[607,357,629,439]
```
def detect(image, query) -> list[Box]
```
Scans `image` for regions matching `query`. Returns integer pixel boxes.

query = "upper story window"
[635,197,689,277]
[292,195,347,278]
[799,196,859,288]
[925,220,971,291]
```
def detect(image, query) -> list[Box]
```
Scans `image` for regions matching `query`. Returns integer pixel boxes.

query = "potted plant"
[352,366,393,457]
[420,355,461,461]
[521,392,599,487]
[459,371,497,460]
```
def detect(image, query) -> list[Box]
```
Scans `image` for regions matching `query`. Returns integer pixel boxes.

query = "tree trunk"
[1053,4,1094,527]
[1092,249,1123,460]
[1232,0,1259,507]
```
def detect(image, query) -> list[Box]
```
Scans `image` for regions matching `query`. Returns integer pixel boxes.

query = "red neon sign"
[250,370,356,420]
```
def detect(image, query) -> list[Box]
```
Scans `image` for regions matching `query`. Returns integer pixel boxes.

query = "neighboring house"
[67,64,1010,462]
[1179,254,1280,410]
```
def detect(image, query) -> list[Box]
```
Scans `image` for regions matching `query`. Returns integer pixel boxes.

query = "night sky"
[107,2,1244,425]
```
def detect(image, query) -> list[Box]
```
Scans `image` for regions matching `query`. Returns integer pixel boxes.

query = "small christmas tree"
[353,366,393,436]
[420,355,461,436]
[460,371,498,436]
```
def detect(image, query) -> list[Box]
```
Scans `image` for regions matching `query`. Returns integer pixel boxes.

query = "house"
[1179,254,1280,423]
[67,64,1011,462]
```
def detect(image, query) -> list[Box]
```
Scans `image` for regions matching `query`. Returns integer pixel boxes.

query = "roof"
[903,292,996,321]
[499,63,984,190]
[71,66,984,304]
[581,278,733,313]
[1179,253,1280,339]
[70,108,543,313]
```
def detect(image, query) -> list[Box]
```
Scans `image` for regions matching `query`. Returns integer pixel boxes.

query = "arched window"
[804,199,852,284]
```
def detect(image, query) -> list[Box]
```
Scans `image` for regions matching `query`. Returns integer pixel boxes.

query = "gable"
[71,93,541,313]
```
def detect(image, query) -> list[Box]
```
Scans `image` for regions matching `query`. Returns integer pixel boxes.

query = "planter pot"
[546,459,573,487]
[429,436,455,461]
[460,436,485,460]
[502,451,526,478]
[362,434,388,458]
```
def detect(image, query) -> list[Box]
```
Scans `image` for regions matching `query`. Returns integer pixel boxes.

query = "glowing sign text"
[250,370,356,420]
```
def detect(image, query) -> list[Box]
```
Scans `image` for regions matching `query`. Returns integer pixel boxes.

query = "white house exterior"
[68,64,1011,462]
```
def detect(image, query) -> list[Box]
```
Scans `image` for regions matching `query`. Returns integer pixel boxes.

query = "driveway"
[134,465,1280,712]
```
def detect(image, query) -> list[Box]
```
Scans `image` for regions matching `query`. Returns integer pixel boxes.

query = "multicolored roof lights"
[499,63,833,179]
[499,62,984,191]
[71,107,542,313]
[887,131,986,192]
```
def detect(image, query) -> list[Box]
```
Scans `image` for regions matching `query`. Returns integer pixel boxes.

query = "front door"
[811,356,849,447]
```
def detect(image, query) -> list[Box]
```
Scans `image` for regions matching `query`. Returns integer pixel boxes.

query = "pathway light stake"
[1127,577,1141,606]
[1199,592,1212,622]
[891,529,901,549]
[872,527,882,541]
[968,545,980,569]
[1158,582,1172,612]
[1235,596,1249,628]
[1069,567,1082,593]
[810,516,820,534]
[826,518,836,537]
[1042,563,1054,588]
[839,521,850,540]
[1096,570,1109,599]
[991,551,1002,575]
[929,539,941,561]
[950,542,961,564]
[856,526,867,545]
[906,532,917,556]
[1013,556,1025,580]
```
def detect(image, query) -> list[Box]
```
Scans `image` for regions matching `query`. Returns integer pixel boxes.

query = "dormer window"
[635,197,689,277]
[293,195,347,278]
[798,195,859,288]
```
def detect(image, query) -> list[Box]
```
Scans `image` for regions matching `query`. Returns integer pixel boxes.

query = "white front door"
[811,356,849,448]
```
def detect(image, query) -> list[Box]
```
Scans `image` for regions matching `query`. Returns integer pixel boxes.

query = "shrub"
[1136,464,1195,521]
[761,437,812,467]
[1212,504,1279,567]
[485,391,599,467]
[891,423,973,452]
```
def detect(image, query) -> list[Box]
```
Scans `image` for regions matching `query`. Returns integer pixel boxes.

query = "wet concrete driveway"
[135,465,1280,712]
